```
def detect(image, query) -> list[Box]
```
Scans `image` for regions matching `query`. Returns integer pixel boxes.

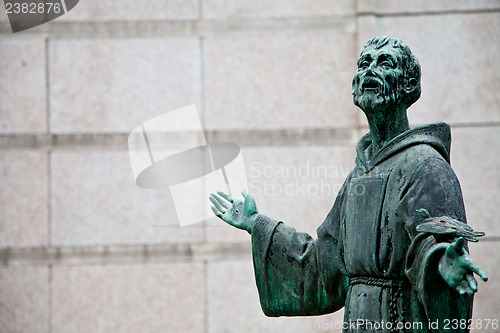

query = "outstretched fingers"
[212,193,231,209]
[456,280,474,296]
[209,194,228,213]
[465,273,478,292]
[211,205,222,218]
[467,260,488,282]
[217,191,234,203]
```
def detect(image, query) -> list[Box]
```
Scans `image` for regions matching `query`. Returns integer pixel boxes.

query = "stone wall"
[1,1,499,332]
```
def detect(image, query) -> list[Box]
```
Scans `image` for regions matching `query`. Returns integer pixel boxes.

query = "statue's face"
[352,45,405,112]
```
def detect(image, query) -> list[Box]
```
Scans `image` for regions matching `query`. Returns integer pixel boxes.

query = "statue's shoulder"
[398,122,452,164]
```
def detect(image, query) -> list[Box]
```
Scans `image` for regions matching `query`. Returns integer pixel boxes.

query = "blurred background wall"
[0,1,499,332]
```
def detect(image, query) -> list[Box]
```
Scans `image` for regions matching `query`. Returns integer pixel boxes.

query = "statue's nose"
[366,65,376,76]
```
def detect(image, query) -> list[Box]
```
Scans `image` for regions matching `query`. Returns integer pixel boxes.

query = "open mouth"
[361,77,381,94]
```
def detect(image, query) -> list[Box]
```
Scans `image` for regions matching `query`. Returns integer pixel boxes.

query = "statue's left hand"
[209,189,258,233]
[438,237,488,296]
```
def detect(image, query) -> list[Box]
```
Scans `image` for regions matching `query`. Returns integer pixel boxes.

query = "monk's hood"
[355,122,451,173]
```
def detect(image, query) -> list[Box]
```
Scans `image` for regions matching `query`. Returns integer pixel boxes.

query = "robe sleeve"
[403,156,472,331]
[250,180,350,317]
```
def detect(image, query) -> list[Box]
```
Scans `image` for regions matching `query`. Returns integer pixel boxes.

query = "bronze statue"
[210,36,487,332]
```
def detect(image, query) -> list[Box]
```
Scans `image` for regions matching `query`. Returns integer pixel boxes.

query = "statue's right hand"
[209,189,258,232]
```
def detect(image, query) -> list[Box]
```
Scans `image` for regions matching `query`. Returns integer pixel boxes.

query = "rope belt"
[349,275,411,289]
[349,276,411,333]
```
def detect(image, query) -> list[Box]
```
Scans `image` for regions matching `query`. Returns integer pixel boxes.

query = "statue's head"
[352,36,421,113]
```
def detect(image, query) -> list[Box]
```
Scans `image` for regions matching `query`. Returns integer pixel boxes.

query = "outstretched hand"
[209,188,258,233]
[438,237,488,296]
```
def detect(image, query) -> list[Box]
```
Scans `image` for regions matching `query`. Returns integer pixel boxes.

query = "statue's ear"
[404,77,418,93]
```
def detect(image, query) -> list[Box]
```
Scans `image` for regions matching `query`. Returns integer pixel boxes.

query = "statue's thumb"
[448,237,465,256]
[454,237,466,251]
[243,193,258,215]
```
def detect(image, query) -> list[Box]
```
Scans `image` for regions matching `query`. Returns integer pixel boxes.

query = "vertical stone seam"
[204,260,209,333]
[46,150,52,333]
[48,264,53,333]
[198,1,209,331]
[199,13,208,245]
[45,36,51,135]
[352,5,363,136]
[45,35,53,333]
[354,5,360,108]
[45,36,51,246]
[198,0,203,20]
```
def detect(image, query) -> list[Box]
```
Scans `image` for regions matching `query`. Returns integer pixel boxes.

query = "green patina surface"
[210,36,487,333]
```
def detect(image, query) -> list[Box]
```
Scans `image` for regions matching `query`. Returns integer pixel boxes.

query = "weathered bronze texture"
[210,36,487,333]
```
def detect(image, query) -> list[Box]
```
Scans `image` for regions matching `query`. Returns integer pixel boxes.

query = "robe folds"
[251,123,473,332]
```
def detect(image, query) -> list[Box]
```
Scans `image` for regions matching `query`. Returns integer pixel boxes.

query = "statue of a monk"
[210,36,487,333]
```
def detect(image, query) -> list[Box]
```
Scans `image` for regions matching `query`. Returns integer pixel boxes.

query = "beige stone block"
[0,266,49,333]
[0,37,47,133]
[50,151,204,245]
[51,263,205,333]
[204,32,359,131]
[357,0,500,14]
[356,13,500,126]
[208,260,345,333]
[356,15,377,55]
[50,38,201,133]
[469,241,500,332]
[451,127,500,236]
[0,4,8,22]
[206,145,356,242]
[0,151,49,247]
[59,0,199,21]
[203,0,355,19]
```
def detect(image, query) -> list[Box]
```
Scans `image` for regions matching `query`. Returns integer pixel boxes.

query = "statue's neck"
[364,106,410,154]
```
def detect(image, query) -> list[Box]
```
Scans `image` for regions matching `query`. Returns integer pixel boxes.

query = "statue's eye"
[235,209,239,214]
[380,61,394,69]
[358,61,369,69]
